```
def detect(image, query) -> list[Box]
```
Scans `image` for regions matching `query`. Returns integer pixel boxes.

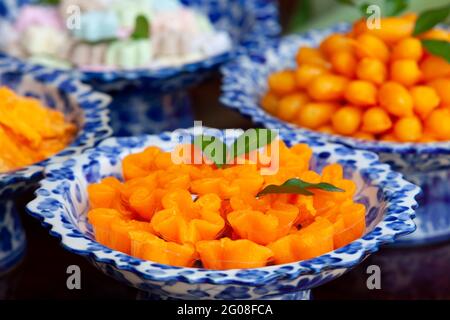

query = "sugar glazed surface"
[0,87,76,173]
[262,14,450,143]
[87,140,366,269]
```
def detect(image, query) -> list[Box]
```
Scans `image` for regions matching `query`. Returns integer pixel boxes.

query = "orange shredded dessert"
[0,87,76,173]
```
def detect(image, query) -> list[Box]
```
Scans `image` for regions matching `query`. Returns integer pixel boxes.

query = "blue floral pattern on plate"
[220,24,450,246]
[26,127,420,300]
[0,55,112,274]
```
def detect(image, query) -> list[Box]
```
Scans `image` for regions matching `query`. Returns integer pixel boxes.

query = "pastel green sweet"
[106,39,152,69]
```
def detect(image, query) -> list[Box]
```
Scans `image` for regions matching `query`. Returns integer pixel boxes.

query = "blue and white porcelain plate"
[0,0,281,136]
[220,24,450,246]
[0,56,112,196]
[26,127,420,299]
[0,55,112,274]
[0,0,281,87]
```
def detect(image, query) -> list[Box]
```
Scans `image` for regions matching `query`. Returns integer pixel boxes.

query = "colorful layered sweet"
[0,87,76,173]
[2,0,232,70]
[261,14,450,143]
[87,139,366,269]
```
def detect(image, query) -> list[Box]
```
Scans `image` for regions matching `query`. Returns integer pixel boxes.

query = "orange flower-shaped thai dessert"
[87,139,366,269]
[196,238,273,269]
[151,190,225,244]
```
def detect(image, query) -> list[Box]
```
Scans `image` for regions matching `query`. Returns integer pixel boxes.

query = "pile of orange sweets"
[0,87,76,173]
[87,141,366,269]
[261,14,450,142]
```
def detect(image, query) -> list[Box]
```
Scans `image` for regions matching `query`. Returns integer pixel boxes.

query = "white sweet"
[21,26,69,58]
[200,31,232,57]
[156,27,182,57]
[151,8,200,58]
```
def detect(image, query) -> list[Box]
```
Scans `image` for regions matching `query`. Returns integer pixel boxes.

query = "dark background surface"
[1,0,450,300]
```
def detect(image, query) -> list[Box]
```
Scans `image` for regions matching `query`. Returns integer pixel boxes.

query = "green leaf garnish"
[193,129,277,168]
[421,39,450,63]
[384,0,409,17]
[337,0,356,5]
[413,4,450,36]
[339,0,410,17]
[131,15,150,40]
[257,178,345,197]
[38,0,60,5]
[193,135,227,168]
[359,3,372,18]
[229,129,277,159]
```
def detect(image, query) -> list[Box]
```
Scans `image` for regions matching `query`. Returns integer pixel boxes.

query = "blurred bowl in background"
[0,0,281,136]
[0,57,112,275]
[220,24,450,246]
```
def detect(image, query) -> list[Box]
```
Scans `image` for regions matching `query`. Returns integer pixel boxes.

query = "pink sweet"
[152,8,199,34]
[14,5,65,33]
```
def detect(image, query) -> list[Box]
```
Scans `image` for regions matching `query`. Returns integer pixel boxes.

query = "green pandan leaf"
[413,5,450,36]
[257,178,345,197]
[38,0,60,5]
[422,39,450,63]
[337,0,356,5]
[131,15,150,40]
[193,135,228,168]
[193,129,277,169]
[360,0,409,18]
[384,0,409,17]
[229,129,277,160]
